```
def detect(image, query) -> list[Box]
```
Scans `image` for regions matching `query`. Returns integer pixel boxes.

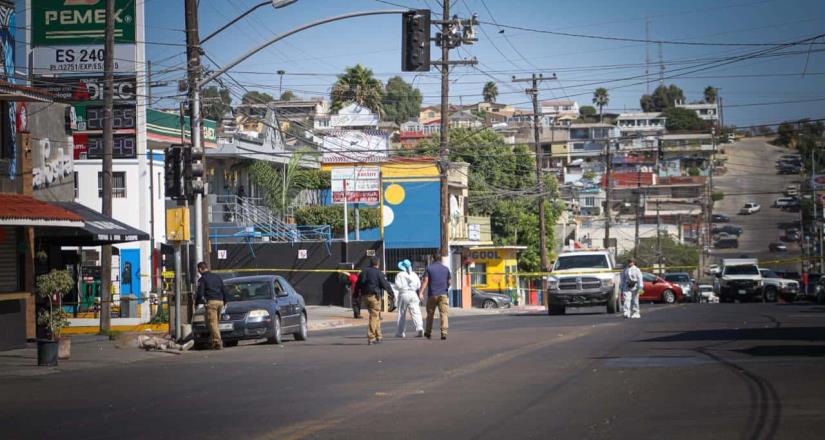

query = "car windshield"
[725,265,759,276]
[665,274,689,283]
[224,281,272,302]
[554,254,609,270]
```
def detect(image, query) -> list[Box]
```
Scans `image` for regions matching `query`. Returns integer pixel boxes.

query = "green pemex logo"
[33,0,136,45]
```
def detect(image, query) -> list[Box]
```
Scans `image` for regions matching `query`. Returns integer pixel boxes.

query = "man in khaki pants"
[356,257,394,345]
[195,262,227,350]
[419,254,451,340]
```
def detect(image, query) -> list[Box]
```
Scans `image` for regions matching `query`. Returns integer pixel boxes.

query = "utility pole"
[634,167,642,260]
[431,4,478,266]
[656,199,662,274]
[513,73,557,275]
[603,140,613,250]
[185,0,206,266]
[100,0,115,333]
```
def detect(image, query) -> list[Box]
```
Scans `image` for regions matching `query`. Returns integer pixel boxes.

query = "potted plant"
[36,270,74,365]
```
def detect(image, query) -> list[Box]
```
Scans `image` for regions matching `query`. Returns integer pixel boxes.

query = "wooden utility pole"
[100,0,115,332]
[634,167,642,260]
[603,141,613,250]
[512,73,557,276]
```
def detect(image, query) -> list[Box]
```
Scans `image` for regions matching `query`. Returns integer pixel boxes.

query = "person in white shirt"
[621,259,644,319]
[394,259,424,338]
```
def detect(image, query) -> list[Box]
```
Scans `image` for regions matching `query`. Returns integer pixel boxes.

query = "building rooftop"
[661,133,713,140]
[616,112,664,120]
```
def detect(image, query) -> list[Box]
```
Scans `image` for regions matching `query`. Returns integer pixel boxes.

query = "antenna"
[658,41,665,86]
[645,19,650,94]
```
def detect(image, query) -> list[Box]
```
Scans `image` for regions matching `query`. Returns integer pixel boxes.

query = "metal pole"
[185,0,205,266]
[174,244,182,340]
[603,138,613,250]
[634,167,641,260]
[656,199,662,274]
[439,0,450,267]
[530,75,548,278]
[100,0,115,333]
[343,181,349,243]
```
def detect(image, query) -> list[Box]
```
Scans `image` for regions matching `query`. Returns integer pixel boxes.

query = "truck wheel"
[763,287,778,302]
[548,305,565,315]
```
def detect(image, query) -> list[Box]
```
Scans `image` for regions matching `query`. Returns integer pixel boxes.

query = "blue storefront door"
[120,249,141,300]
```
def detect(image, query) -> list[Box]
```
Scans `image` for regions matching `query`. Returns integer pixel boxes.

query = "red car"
[640,273,684,304]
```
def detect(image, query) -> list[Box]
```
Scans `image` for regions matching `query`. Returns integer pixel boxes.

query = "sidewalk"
[0,305,544,377]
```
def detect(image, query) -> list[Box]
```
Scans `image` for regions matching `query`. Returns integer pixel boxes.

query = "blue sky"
[142,0,825,127]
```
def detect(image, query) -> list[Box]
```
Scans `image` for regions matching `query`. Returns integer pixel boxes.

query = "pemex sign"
[32,0,136,45]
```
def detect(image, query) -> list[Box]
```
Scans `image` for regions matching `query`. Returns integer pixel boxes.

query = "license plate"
[219,323,234,331]
[738,289,746,294]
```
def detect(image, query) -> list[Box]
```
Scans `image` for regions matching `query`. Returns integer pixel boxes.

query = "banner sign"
[33,76,136,102]
[31,0,136,45]
[331,166,381,204]
[812,175,825,191]
[32,45,136,74]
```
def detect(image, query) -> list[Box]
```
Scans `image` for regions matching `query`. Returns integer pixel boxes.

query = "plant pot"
[37,339,59,366]
[58,336,71,360]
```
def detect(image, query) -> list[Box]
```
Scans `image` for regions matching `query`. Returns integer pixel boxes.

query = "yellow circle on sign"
[384,184,405,205]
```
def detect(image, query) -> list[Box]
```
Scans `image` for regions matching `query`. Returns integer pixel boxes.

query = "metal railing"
[209,195,330,245]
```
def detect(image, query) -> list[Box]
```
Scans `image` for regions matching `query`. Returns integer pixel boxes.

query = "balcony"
[450,215,493,244]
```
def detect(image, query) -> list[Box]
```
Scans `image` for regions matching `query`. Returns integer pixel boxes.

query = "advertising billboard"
[330,166,381,204]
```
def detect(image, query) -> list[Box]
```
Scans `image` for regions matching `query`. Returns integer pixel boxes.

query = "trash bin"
[120,295,138,318]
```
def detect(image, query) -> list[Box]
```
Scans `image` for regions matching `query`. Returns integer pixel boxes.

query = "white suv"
[739,202,761,215]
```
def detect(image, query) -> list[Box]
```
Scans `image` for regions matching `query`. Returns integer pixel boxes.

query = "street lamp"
[201,0,298,45]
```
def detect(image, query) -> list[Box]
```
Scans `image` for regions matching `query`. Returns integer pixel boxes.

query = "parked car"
[711,214,730,223]
[714,236,739,249]
[769,242,788,252]
[782,200,801,212]
[712,224,743,236]
[471,289,513,309]
[774,197,797,208]
[706,264,721,276]
[739,202,761,215]
[784,229,801,242]
[698,284,719,303]
[663,273,696,302]
[777,165,800,175]
[192,275,308,348]
[641,273,684,304]
[784,185,799,197]
[759,268,799,302]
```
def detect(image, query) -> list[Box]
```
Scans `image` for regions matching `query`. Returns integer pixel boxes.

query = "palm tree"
[330,64,384,114]
[592,88,609,122]
[482,81,498,103]
[704,86,717,104]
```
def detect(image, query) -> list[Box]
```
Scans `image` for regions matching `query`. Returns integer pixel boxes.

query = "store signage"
[34,76,136,102]
[32,45,136,75]
[330,166,380,204]
[32,0,136,45]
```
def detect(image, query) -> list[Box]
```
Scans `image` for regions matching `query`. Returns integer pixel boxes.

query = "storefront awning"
[45,202,149,245]
[0,80,54,103]
[0,194,83,227]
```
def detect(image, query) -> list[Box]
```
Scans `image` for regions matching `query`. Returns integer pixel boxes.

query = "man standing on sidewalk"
[419,254,451,340]
[357,257,394,345]
[195,262,227,350]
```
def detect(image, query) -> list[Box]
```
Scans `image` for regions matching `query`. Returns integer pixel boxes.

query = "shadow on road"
[736,345,825,357]
[641,327,825,343]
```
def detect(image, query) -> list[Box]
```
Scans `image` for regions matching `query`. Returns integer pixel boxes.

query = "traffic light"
[183,145,205,199]
[164,146,184,200]
[402,9,431,72]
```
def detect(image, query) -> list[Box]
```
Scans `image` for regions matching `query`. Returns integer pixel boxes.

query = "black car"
[778,166,800,175]
[193,275,308,347]
[712,224,743,236]
[714,237,739,248]
[769,242,788,252]
[784,230,800,242]
[471,289,513,309]
[711,214,730,223]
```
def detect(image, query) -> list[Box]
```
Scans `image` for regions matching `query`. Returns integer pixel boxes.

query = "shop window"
[470,263,487,285]
[98,171,127,198]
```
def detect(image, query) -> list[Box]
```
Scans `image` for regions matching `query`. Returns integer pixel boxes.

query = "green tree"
[619,234,698,273]
[482,81,498,103]
[330,64,384,114]
[294,205,380,234]
[703,86,717,104]
[279,90,298,101]
[776,122,796,147]
[662,106,707,131]
[639,84,685,112]
[201,86,231,122]
[592,87,609,122]
[241,91,275,105]
[247,151,330,214]
[579,105,597,118]
[382,76,422,124]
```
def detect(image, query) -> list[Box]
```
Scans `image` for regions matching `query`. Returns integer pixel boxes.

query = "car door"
[273,278,295,328]
[641,273,659,301]
[281,278,301,324]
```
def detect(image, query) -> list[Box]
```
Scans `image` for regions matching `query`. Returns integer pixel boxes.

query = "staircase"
[209,195,331,245]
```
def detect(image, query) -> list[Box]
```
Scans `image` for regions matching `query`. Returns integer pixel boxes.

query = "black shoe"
[441,335,447,340]
[424,333,431,339]
[374,339,382,344]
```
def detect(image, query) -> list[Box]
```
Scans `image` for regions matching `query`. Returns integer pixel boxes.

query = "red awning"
[0,194,83,227]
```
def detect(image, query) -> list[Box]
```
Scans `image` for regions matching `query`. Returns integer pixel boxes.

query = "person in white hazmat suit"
[621,258,644,319]
[394,259,424,338]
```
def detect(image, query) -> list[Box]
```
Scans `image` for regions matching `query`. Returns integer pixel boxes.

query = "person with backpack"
[394,259,424,338]
[621,258,644,319]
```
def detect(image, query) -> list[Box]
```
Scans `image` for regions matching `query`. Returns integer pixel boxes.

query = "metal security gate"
[0,227,19,292]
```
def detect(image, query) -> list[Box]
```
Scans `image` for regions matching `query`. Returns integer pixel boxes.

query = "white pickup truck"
[545,250,622,315]
[714,258,763,302]
[759,268,799,302]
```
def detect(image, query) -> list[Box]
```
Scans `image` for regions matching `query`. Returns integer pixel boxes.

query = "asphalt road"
[712,138,802,270]
[2,303,824,439]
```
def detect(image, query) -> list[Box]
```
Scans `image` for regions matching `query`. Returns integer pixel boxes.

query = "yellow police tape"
[210,255,814,279]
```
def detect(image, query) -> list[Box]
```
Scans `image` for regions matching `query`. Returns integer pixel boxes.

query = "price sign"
[84,106,136,130]
[79,135,137,160]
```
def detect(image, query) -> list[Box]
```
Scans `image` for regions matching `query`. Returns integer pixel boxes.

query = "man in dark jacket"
[357,257,394,345]
[195,262,227,349]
